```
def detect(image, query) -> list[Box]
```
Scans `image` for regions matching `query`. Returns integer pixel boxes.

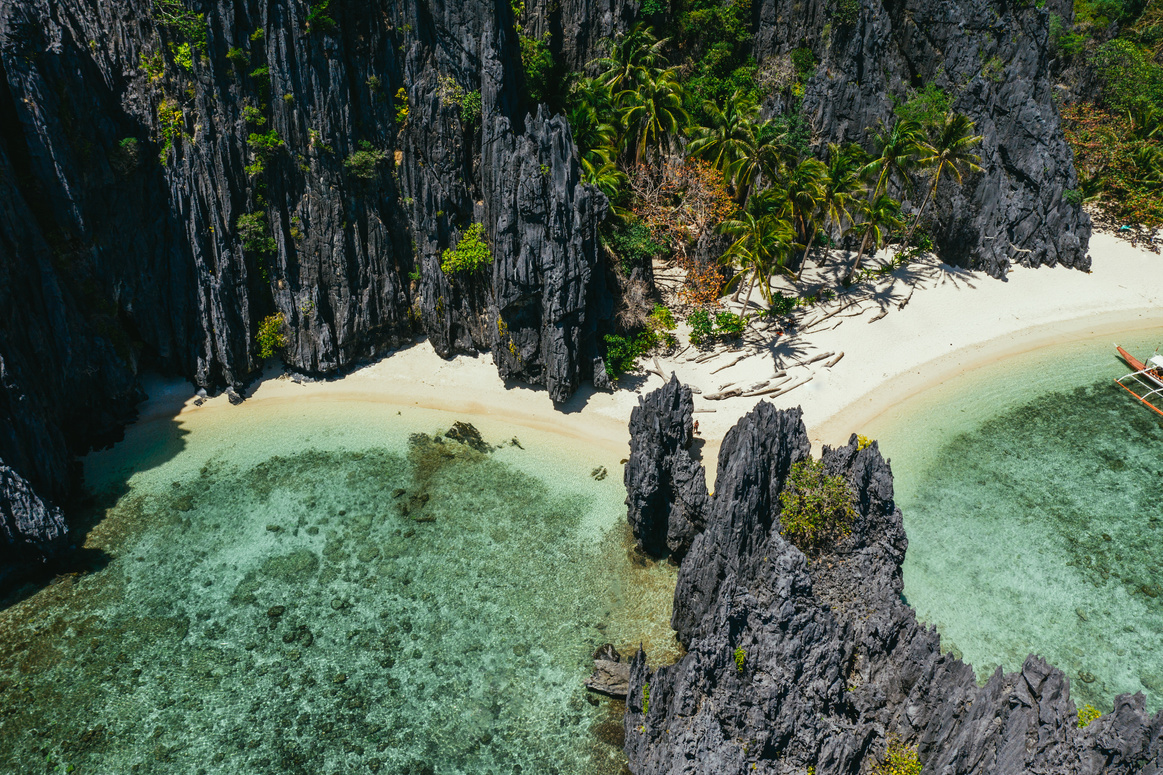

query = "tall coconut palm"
[903,113,983,245]
[619,68,689,164]
[820,143,867,245]
[593,23,667,92]
[686,90,759,179]
[843,194,904,285]
[781,157,829,280]
[719,212,797,312]
[731,119,792,203]
[862,118,925,199]
[581,158,629,218]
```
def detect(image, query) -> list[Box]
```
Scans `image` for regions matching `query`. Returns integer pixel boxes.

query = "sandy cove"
[145,230,1163,479]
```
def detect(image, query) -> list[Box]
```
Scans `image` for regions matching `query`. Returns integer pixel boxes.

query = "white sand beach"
[143,230,1163,475]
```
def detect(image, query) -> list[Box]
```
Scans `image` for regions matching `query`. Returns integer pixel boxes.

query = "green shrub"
[982,55,1006,83]
[734,647,745,673]
[256,313,286,359]
[687,308,714,344]
[306,0,336,32]
[893,83,951,130]
[226,46,249,67]
[170,42,193,71]
[441,223,492,273]
[647,304,678,348]
[604,332,654,378]
[242,105,266,125]
[344,141,388,180]
[871,738,922,775]
[248,129,282,158]
[1093,39,1163,113]
[834,0,860,25]
[791,47,817,78]
[607,222,665,273]
[394,88,409,125]
[520,32,555,103]
[714,310,746,338]
[237,212,276,255]
[460,90,482,125]
[641,682,650,714]
[152,0,206,47]
[1078,704,1102,727]
[770,292,796,316]
[778,457,857,549]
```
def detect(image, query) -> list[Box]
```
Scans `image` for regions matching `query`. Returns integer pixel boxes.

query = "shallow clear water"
[0,396,677,774]
[866,331,1163,711]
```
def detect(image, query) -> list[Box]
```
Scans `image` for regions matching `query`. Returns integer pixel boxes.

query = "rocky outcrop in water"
[756,0,1090,276]
[624,374,709,559]
[0,462,69,575]
[623,386,1162,774]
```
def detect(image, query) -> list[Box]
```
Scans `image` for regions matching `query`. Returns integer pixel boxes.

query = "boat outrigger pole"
[1114,344,1163,417]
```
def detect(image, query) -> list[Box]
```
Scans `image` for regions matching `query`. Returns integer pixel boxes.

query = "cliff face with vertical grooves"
[622,385,1162,775]
[0,0,610,570]
[755,0,1091,276]
[0,0,1090,572]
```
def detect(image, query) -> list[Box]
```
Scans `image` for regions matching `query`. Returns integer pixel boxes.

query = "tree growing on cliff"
[904,113,983,244]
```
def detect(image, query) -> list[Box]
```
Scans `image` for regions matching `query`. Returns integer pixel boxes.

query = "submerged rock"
[586,644,631,699]
[622,382,1162,775]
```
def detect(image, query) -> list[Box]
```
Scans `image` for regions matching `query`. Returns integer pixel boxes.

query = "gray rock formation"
[756,0,1091,276]
[0,462,69,572]
[587,643,632,698]
[624,374,709,558]
[623,386,1162,774]
[0,0,612,575]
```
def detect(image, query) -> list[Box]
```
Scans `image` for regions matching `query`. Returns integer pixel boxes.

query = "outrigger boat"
[1115,344,1163,417]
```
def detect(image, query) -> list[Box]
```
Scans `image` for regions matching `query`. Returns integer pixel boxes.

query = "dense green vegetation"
[1056,0,1163,225]
[256,313,287,359]
[542,16,982,378]
[441,223,492,274]
[778,458,857,550]
[343,141,388,180]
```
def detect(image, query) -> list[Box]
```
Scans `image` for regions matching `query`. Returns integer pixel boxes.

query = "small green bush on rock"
[778,458,857,549]
[1078,703,1102,727]
[441,223,492,273]
[256,313,286,359]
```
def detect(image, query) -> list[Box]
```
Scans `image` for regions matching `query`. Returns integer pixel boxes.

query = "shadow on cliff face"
[0,380,191,609]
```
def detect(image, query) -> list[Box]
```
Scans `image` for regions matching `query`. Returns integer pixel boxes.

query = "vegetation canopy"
[441,223,492,274]
[778,458,857,549]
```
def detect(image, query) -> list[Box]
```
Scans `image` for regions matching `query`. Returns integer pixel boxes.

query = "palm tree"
[781,157,829,280]
[843,194,904,285]
[593,23,667,92]
[719,213,797,312]
[619,68,689,164]
[862,118,925,200]
[903,113,983,245]
[820,142,866,246]
[686,90,759,179]
[731,119,793,204]
[581,158,630,219]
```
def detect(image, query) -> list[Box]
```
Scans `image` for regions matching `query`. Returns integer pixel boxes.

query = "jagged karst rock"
[587,644,632,698]
[624,374,709,558]
[0,0,614,579]
[0,462,69,575]
[623,383,1162,774]
[757,0,1090,276]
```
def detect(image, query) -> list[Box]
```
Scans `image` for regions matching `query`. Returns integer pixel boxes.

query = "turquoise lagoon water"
[0,395,678,774]
[865,329,1163,712]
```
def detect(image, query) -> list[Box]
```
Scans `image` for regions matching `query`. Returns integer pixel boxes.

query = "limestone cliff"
[622,385,1161,775]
